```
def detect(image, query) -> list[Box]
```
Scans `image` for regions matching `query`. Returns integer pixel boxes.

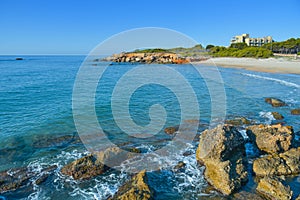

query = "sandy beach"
[197,57,300,74]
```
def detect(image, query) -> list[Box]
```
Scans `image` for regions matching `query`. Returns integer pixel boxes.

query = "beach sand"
[196,57,300,74]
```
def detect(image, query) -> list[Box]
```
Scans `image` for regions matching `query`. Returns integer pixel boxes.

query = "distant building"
[231,34,273,47]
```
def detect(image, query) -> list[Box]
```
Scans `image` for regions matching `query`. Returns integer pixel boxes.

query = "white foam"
[242,73,300,89]
[259,111,275,124]
[239,130,249,140]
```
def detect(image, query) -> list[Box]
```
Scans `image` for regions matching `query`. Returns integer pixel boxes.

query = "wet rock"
[225,117,251,126]
[61,147,137,180]
[173,161,186,172]
[196,125,248,195]
[233,191,265,200]
[256,176,292,200]
[109,170,153,200]
[253,147,300,176]
[0,165,57,193]
[291,108,300,115]
[61,154,108,180]
[15,58,23,60]
[0,167,31,193]
[164,125,179,135]
[247,124,294,154]
[272,112,284,120]
[35,174,49,185]
[265,98,286,107]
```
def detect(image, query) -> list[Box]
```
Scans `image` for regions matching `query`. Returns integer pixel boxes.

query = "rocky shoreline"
[101,52,190,64]
[0,97,300,199]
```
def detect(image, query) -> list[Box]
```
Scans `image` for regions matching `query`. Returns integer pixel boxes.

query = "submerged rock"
[247,124,294,154]
[256,176,292,200]
[173,161,186,172]
[291,108,300,115]
[109,170,153,200]
[265,98,286,107]
[253,147,300,177]
[0,165,57,193]
[272,112,284,120]
[196,124,248,195]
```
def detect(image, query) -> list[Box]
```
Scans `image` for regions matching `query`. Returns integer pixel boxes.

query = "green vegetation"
[133,48,169,53]
[263,38,300,54]
[229,42,247,50]
[205,44,215,50]
[131,44,209,58]
[210,46,273,58]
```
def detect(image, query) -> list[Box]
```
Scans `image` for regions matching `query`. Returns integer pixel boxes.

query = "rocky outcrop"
[272,112,284,120]
[102,52,189,64]
[265,98,286,107]
[233,191,265,200]
[225,117,251,126]
[196,125,248,195]
[256,176,292,200]
[291,108,300,115]
[253,147,300,177]
[61,147,136,180]
[247,124,294,154]
[61,154,108,180]
[109,170,153,200]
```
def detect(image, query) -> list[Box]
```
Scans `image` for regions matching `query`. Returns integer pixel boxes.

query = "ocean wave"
[259,111,275,124]
[241,73,300,89]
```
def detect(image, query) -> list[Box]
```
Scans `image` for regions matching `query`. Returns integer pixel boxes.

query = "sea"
[0,55,299,199]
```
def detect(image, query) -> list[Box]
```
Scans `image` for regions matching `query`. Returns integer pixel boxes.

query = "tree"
[206,44,215,50]
[230,42,248,50]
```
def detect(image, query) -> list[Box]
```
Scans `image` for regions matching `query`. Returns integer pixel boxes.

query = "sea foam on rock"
[196,124,248,195]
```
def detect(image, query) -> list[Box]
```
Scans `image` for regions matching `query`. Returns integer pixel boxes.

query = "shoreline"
[195,57,300,75]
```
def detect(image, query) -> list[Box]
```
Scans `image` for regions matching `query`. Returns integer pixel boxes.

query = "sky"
[0,0,299,55]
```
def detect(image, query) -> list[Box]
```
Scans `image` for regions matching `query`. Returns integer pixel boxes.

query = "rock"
[233,191,265,200]
[0,165,57,193]
[173,161,186,172]
[296,195,300,200]
[247,124,294,154]
[109,170,153,200]
[196,125,248,195]
[256,176,292,200]
[61,154,108,180]
[291,108,300,115]
[164,125,179,135]
[253,147,300,176]
[225,117,251,126]
[265,98,286,107]
[61,147,136,180]
[15,57,23,60]
[272,112,284,120]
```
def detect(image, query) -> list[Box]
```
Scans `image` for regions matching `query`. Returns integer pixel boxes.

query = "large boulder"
[253,147,300,176]
[247,124,294,154]
[109,170,153,200]
[265,98,286,107]
[256,176,292,200]
[196,125,248,195]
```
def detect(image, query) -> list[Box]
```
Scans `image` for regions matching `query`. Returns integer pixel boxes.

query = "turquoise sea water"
[0,56,300,199]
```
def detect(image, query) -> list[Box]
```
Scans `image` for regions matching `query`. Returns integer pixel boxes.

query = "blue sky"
[0,0,299,54]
